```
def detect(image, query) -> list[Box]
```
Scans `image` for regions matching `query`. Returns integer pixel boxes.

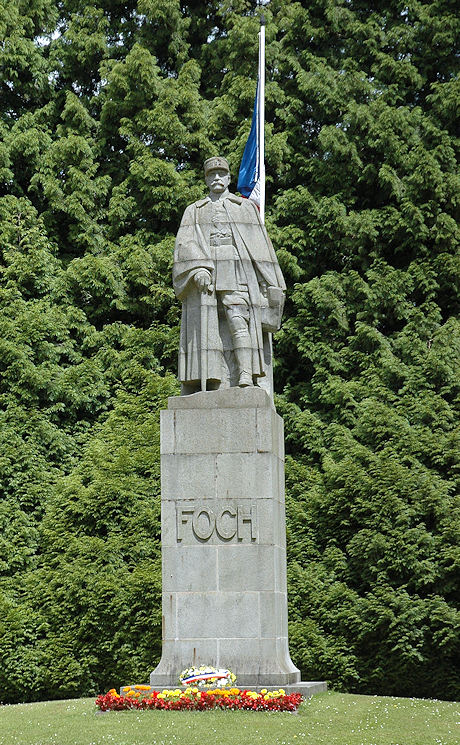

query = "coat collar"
[195,192,243,208]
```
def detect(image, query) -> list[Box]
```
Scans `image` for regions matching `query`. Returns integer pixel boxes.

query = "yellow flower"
[230,688,240,695]
[122,686,131,693]
[279,689,285,695]
[157,693,165,699]
[260,688,267,694]
[192,687,198,694]
[134,685,150,691]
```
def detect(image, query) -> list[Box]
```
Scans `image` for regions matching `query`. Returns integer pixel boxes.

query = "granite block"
[217,545,277,591]
[161,453,217,499]
[160,410,175,455]
[215,451,276,499]
[174,407,257,454]
[168,387,273,410]
[162,497,279,547]
[259,591,288,638]
[162,545,218,592]
[175,591,260,639]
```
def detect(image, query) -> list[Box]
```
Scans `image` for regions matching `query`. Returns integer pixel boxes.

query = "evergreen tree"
[0,0,458,702]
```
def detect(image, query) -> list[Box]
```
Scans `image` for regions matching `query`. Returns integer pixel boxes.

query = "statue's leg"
[224,306,252,387]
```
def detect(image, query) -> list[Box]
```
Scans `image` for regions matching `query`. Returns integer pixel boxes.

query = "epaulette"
[195,197,210,208]
[227,194,243,205]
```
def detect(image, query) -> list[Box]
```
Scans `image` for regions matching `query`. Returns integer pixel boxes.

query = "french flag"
[237,17,265,220]
[237,81,261,207]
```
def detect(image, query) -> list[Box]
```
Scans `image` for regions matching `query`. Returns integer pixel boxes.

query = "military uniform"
[173,159,285,394]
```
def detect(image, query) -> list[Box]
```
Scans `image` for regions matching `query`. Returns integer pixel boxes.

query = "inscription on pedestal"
[177,502,258,543]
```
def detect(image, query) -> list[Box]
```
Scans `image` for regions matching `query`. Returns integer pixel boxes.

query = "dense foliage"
[0,0,458,703]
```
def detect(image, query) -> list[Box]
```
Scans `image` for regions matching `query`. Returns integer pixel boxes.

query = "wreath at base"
[179,666,236,688]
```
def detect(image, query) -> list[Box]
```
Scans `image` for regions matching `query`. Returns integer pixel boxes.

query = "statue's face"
[205,169,230,195]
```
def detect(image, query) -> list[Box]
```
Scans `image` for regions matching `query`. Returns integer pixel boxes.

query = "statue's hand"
[195,270,212,292]
[259,280,268,300]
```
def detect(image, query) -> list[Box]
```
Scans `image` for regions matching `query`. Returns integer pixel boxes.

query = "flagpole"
[258,15,266,223]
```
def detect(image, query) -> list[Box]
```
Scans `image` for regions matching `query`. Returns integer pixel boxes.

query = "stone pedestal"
[150,387,301,688]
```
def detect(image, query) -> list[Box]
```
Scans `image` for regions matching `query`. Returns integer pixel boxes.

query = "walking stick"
[200,284,213,392]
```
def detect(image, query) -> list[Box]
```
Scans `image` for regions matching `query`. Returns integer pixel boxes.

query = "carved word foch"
[176,503,258,543]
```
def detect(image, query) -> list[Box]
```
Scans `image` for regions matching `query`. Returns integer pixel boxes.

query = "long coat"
[173,193,285,386]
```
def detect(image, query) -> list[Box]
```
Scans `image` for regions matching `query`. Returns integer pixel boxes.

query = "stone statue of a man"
[173,157,285,395]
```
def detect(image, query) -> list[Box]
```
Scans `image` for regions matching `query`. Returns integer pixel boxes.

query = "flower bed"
[96,686,302,712]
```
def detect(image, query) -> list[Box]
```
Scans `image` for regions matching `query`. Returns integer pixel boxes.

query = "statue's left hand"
[195,270,212,292]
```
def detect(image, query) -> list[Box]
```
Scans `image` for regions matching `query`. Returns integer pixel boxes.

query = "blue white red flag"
[237,81,261,206]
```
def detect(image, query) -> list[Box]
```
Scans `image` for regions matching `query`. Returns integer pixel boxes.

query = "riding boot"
[233,339,253,387]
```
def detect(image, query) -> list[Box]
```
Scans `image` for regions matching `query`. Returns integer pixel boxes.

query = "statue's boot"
[238,370,253,387]
[233,341,253,387]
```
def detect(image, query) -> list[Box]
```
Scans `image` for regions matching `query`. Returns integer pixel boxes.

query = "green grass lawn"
[0,691,457,745]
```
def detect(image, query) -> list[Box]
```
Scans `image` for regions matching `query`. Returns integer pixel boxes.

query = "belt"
[210,235,233,246]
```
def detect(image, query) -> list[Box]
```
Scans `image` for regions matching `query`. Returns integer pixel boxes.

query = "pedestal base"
[122,681,327,697]
[151,387,300,688]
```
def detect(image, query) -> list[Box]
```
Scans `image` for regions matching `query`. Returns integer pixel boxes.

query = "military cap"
[203,156,230,177]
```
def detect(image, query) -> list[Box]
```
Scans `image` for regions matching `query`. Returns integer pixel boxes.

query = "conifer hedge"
[0,0,458,703]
